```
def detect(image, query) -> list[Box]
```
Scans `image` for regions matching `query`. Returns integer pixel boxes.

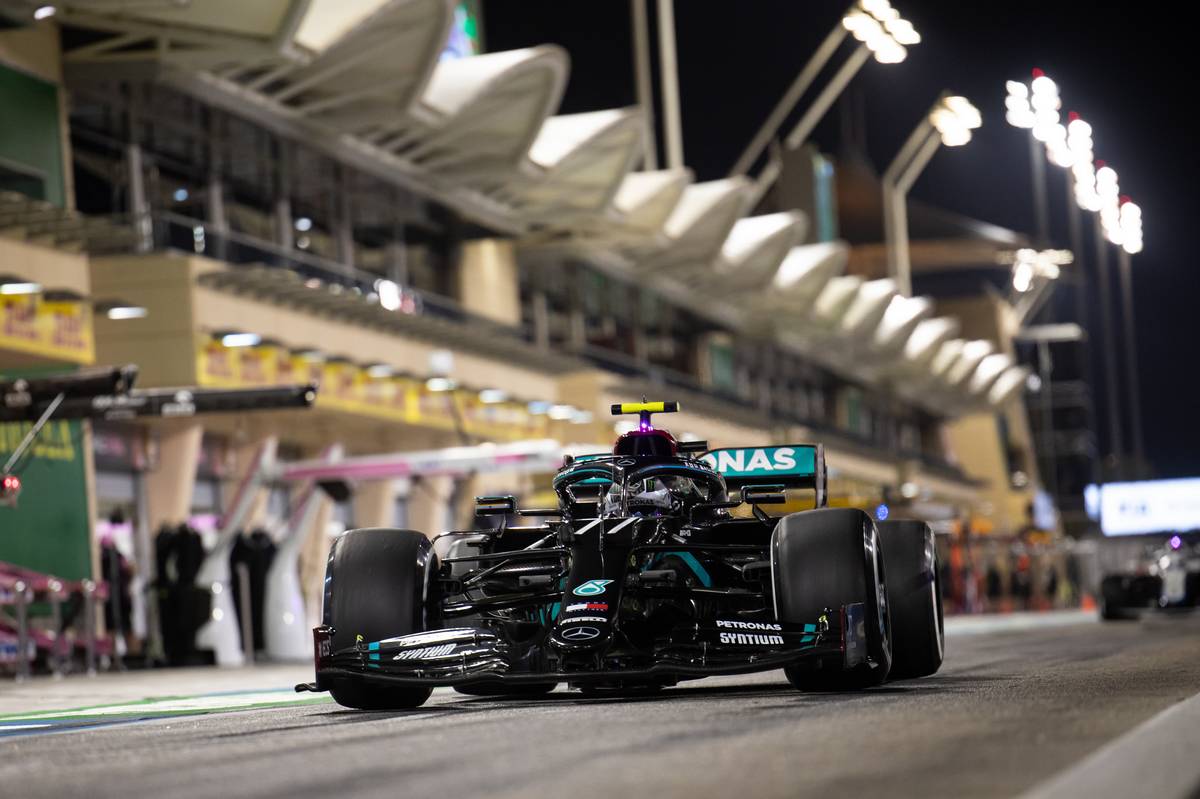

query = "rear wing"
[699,444,827,508]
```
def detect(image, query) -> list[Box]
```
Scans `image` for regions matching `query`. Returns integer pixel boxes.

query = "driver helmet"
[602,474,708,517]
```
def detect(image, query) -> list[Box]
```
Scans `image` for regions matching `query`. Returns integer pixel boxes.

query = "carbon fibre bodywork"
[307,514,867,691]
[301,436,883,696]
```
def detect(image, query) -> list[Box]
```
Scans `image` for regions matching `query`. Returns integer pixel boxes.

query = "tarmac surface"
[2,611,1199,798]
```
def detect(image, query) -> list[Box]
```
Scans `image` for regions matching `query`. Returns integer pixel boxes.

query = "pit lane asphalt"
[4,614,1200,799]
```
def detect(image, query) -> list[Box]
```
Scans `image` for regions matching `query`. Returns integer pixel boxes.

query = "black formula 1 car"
[299,402,943,709]
[1100,535,1200,620]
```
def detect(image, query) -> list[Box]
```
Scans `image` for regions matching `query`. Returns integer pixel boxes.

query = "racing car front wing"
[297,603,869,693]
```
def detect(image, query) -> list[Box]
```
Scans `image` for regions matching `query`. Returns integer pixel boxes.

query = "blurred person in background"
[985,547,1004,613]
[101,510,136,658]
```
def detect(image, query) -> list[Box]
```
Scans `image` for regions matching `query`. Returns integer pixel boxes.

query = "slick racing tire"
[773,508,892,691]
[877,520,944,679]
[325,528,437,710]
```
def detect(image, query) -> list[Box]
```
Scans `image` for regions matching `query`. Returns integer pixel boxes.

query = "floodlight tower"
[729,0,920,180]
[1005,68,1148,474]
[882,94,982,296]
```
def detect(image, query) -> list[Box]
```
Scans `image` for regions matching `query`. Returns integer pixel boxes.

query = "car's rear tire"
[878,520,943,679]
[773,508,892,690]
[324,527,436,710]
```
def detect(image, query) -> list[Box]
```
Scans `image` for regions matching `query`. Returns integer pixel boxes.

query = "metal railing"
[149,210,508,333]
[1,568,108,680]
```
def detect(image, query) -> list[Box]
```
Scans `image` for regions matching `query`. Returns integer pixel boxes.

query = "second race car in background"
[1100,535,1200,620]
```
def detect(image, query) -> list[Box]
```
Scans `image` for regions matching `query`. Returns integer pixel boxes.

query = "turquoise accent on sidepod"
[647,551,712,588]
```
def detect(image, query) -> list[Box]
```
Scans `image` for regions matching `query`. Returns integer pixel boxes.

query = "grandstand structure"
[1,1,1047,612]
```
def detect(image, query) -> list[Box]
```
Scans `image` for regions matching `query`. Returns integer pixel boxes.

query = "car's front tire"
[773,508,892,690]
[324,527,436,710]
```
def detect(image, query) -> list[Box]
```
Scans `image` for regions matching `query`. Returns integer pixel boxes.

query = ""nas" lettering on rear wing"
[699,444,827,507]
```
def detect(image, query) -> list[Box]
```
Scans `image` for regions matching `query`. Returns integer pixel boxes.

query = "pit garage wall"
[946,411,1038,535]
[457,238,522,326]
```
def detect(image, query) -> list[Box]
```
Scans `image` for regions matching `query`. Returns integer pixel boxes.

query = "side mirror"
[475,495,517,516]
[742,485,787,505]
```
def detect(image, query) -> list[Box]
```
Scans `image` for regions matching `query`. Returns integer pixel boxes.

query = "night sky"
[485,1,1199,480]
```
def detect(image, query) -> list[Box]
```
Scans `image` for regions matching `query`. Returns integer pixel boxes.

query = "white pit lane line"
[943,609,1097,636]
[1020,689,1200,799]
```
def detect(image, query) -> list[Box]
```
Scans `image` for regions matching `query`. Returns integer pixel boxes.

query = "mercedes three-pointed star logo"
[561,625,601,641]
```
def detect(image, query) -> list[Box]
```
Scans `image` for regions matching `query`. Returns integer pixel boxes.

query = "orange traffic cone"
[1080,593,1097,611]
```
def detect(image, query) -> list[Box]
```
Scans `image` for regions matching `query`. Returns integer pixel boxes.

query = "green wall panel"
[0,419,92,580]
[0,63,64,207]
[0,366,91,580]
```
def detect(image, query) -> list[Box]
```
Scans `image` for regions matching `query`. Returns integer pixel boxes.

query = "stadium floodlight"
[930,95,982,146]
[999,248,1073,326]
[1028,73,1061,143]
[1067,115,1100,211]
[1096,164,1123,245]
[1007,70,1144,250]
[883,92,980,295]
[1005,80,1036,129]
[1120,201,1143,254]
[731,0,918,177]
[843,0,920,63]
[1003,248,1072,293]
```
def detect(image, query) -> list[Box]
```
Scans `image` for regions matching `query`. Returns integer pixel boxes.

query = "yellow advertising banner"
[0,294,95,364]
[194,340,551,441]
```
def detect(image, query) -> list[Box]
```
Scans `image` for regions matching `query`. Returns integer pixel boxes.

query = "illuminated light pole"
[1006,70,1148,473]
[656,0,684,169]
[1004,248,1072,496]
[1091,161,1137,470]
[730,0,919,177]
[1004,248,1073,325]
[1005,70,1059,244]
[882,94,981,296]
[630,0,657,170]
[1116,199,1146,473]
